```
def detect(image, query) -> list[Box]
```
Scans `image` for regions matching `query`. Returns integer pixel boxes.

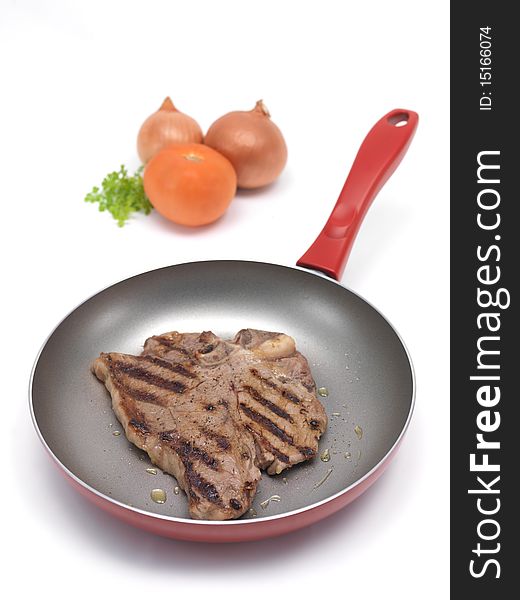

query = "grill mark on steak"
[240,403,294,445]
[244,424,290,464]
[160,431,220,470]
[298,446,316,458]
[129,418,151,434]
[249,368,302,404]
[242,385,293,422]
[155,406,225,508]
[281,389,301,405]
[240,404,315,459]
[183,461,223,507]
[201,427,231,450]
[249,368,278,389]
[114,380,168,407]
[139,355,197,379]
[110,360,187,394]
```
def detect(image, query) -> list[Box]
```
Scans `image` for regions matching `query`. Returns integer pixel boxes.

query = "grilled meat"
[91,351,260,520]
[92,329,327,520]
[143,329,327,475]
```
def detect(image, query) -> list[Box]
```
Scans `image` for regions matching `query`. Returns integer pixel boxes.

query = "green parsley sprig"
[85,165,153,227]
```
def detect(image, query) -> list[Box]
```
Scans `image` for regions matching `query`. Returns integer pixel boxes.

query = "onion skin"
[204,100,287,189]
[137,97,203,164]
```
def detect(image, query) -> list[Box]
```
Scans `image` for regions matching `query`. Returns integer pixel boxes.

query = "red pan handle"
[296,108,419,280]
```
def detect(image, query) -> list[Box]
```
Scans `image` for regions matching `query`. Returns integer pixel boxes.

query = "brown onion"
[204,100,287,189]
[137,97,203,163]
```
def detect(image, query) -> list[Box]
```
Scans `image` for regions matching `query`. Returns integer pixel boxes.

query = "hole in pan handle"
[296,108,419,280]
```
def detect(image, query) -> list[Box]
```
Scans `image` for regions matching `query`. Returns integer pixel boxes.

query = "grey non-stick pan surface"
[30,109,418,542]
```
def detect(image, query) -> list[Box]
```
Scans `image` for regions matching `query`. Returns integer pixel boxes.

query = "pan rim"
[29,259,416,527]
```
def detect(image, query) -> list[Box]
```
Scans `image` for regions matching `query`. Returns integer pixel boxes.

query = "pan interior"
[31,261,413,522]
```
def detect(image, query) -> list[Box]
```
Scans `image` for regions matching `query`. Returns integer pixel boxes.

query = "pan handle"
[296,108,419,280]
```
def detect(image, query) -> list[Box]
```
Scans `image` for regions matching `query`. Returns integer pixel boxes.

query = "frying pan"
[30,109,418,543]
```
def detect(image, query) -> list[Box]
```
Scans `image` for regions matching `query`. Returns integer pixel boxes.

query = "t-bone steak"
[91,329,327,520]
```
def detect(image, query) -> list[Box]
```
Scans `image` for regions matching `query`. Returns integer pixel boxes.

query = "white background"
[1,1,449,598]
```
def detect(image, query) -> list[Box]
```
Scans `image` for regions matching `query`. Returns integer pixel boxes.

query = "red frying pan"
[30,109,418,542]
